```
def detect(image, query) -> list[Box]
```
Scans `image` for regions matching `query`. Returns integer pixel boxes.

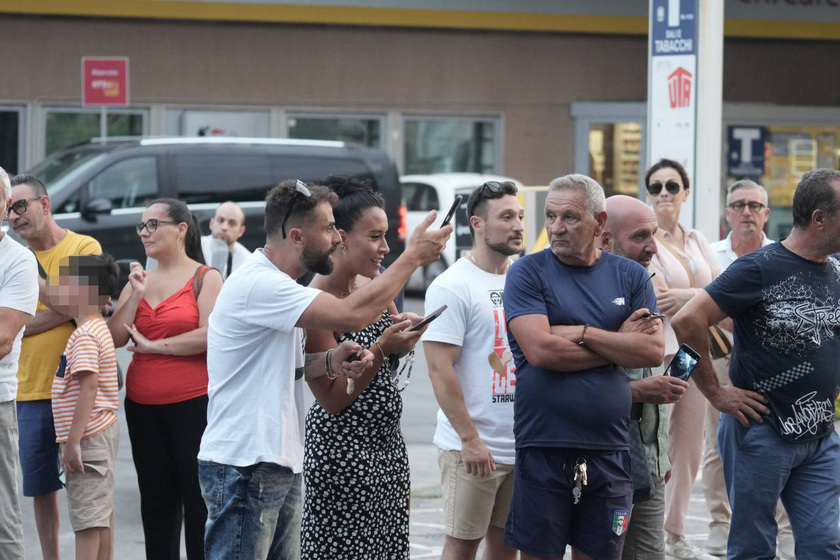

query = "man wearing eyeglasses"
[503,175,664,560]
[198,179,450,560]
[8,174,101,560]
[706,180,793,559]
[0,166,39,560]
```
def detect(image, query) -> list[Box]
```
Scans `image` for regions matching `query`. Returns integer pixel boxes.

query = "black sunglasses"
[646,180,682,196]
[281,180,312,239]
[468,181,516,217]
[9,196,44,216]
[136,218,179,234]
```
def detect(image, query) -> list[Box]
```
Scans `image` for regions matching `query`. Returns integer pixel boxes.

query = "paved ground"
[21,297,725,559]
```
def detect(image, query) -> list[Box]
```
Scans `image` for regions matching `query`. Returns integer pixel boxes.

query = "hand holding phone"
[665,343,701,381]
[409,305,448,332]
[441,196,463,228]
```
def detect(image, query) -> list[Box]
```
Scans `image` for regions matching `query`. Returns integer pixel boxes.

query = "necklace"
[465,252,512,274]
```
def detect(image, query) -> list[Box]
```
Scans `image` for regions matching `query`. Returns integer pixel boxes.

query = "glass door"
[572,102,647,199]
[0,106,25,174]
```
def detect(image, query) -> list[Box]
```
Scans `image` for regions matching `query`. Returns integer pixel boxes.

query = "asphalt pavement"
[20,297,721,560]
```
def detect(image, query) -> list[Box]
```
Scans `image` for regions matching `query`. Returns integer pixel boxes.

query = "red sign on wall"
[667,67,692,109]
[82,57,129,106]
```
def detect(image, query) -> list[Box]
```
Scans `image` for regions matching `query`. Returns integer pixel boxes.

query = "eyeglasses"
[136,218,179,234]
[727,201,765,213]
[468,181,516,217]
[281,180,312,239]
[9,196,44,216]
[646,181,682,196]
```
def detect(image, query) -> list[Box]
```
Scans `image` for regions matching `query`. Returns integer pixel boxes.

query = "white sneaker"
[777,532,795,560]
[704,525,728,556]
[666,538,720,560]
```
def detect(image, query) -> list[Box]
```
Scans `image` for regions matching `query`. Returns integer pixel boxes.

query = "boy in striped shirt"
[49,254,120,560]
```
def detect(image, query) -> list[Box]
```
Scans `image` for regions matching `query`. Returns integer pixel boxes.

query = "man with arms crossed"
[706,180,792,558]
[198,179,450,560]
[424,181,523,560]
[600,195,688,560]
[673,169,840,559]
[503,175,664,560]
[0,166,39,560]
[9,174,102,560]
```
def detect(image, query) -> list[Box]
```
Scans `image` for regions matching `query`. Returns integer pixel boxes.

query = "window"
[87,156,159,209]
[401,182,439,212]
[44,109,146,156]
[0,107,24,174]
[175,154,274,204]
[587,122,643,197]
[165,109,270,137]
[404,117,499,175]
[287,114,383,148]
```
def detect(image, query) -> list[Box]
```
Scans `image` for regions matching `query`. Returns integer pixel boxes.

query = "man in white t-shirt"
[423,180,522,560]
[198,179,451,560]
[706,179,792,559]
[0,166,39,560]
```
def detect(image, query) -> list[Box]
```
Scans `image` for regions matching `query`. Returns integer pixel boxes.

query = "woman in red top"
[110,198,223,560]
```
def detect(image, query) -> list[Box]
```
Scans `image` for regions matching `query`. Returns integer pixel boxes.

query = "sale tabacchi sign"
[82,57,129,106]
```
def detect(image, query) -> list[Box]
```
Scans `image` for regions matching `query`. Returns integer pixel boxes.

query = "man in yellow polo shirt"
[9,174,102,560]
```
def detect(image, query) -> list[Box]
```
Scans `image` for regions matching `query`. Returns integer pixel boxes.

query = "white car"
[400,173,522,292]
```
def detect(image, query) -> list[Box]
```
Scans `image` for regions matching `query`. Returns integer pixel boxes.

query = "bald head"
[602,195,658,268]
[209,201,247,247]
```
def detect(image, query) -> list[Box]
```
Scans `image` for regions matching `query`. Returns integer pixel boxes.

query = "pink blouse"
[649,225,723,356]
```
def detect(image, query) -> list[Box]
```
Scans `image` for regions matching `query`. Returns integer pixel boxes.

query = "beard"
[486,239,521,257]
[302,243,334,275]
[613,240,654,267]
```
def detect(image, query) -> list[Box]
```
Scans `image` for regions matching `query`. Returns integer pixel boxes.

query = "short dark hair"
[791,168,840,228]
[265,180,339,240]
[645,158,690,191]
[11,174,47,197]
[325,176,385,232]
[61,253,120,299]
[466,181,518,238]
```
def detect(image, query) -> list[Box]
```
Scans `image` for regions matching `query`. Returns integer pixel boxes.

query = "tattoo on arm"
[304,352,321,367]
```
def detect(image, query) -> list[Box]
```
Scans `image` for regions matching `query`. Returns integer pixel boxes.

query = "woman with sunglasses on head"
[301,177,426,560]
[644,159,724,560]
[109,199,223,560]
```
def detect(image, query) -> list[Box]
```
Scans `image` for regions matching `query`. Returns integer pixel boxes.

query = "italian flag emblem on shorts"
[612,509,630,536]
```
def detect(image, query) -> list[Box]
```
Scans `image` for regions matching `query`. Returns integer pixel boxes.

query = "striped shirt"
[52,317,119,443]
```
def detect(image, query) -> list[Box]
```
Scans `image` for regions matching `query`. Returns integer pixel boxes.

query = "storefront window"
[725,126,840,240]
[165,109,270,137]
[587,122,643,197]
[44,109,145,156]
[287,114,383,148]
[404,117,498,175]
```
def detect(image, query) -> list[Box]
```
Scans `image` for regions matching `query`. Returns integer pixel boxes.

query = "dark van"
[20,137,406,266]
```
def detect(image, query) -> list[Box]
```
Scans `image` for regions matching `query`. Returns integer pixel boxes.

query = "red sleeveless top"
[126,268,210,405]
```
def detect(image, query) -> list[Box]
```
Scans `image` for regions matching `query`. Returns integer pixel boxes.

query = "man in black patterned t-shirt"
[672,168,840,560]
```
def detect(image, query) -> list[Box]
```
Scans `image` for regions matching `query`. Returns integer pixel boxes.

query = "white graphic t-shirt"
[422,257,515,464]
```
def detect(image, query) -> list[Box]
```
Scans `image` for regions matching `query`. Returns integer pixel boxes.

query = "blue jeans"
[199,460,301,560]
[718,413,840,560]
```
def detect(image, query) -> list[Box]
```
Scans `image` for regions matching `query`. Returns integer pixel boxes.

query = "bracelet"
[325,349,339,380]
[373,340,387,363]
[579,324,589,347]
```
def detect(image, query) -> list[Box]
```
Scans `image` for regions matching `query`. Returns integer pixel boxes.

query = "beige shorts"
[59,422,119,532]
[438,448,515,540]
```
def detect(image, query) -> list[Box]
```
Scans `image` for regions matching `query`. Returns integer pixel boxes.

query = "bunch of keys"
[572,457,588,505]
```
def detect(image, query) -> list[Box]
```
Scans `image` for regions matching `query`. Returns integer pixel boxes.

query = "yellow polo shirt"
[16,230,102,401]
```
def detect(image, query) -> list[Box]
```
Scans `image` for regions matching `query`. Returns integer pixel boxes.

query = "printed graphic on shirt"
[489,290,516,403]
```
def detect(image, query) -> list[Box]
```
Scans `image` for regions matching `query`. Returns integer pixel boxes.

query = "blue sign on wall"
[650,0,697,56]
[727,126,766,178]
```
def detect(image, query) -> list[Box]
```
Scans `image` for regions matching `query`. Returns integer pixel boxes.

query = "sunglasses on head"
[646,181,682,196]
[281,180,312,239]
[468,181,516,217]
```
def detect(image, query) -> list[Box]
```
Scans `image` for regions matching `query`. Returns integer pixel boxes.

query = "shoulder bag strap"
[29,249,48,280]
[192,265,215,300]
[655,233,695,288]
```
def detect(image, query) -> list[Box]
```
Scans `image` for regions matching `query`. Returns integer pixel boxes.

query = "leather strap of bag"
[192,265,214,300]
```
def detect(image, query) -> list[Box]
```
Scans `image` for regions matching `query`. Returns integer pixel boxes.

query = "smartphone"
[408,305,448,332]
[346,351,362,363]
[441,196,463,228]
[665,343,701,381]
[642,312,666,320]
